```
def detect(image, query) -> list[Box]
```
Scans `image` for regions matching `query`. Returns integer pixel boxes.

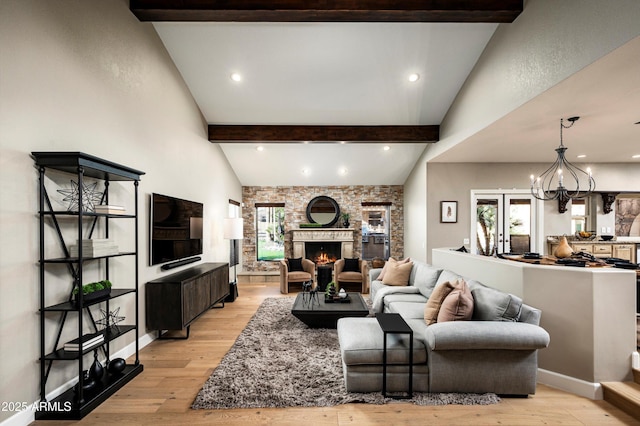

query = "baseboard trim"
[537,369,602,400]
[1,331,158,426]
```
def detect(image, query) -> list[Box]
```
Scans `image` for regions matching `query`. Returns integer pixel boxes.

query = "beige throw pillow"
[378,257,410,281]
[437,280,474,323]
[381,260,413,286]
[424,280,457,325]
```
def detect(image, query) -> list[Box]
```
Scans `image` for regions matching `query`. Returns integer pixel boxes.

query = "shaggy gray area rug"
[192,297,500,409]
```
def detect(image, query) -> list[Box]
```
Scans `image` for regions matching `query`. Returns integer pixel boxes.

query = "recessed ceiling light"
[301,168,310,175]
[383,145,391,151]
[632,154,640,159]
[256,146,264,152]
[577,154,586,158]
[339,168,348,175]
[230,73,242,82]
[408,73,420,82]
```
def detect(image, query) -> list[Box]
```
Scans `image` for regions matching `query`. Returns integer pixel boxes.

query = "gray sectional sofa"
[336,259,550,395]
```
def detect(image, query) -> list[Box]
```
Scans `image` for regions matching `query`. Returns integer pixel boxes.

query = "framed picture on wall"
[440,201,458,223]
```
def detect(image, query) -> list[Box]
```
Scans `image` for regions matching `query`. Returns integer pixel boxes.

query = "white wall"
[0,1,241,422]
[404,0,640,262]
[424,163,640,261]
[403,152,428,262]
[426,0,640,162]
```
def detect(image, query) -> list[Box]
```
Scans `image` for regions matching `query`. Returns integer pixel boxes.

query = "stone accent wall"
[241,186,404,271]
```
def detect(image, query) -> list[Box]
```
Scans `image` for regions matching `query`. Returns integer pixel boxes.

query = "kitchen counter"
[547,236,640,244]
[546,236,637,263]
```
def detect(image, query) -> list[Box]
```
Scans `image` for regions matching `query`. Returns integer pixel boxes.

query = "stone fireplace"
[292,229,354,263]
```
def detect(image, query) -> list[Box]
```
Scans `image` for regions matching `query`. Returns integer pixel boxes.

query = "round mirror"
[306,196,340,227]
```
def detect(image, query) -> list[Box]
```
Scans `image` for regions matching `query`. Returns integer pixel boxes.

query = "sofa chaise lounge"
[337,259,550,395]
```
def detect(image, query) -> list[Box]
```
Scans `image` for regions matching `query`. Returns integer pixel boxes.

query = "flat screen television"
[150,193,203,266]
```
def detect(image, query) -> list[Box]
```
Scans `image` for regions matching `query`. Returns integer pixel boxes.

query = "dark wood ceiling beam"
[130,1,523,23]
[208,125,439,143]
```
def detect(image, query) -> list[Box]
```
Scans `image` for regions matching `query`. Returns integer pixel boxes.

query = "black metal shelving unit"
[32,152,145,420]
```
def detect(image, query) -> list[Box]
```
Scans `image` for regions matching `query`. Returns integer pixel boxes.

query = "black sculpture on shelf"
[57,179,103,212]
[89,349,104,380]
[96,307,125,333]
[107,358,126,376]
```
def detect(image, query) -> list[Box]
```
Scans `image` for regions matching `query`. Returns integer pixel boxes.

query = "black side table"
[317,265,332,291]
[375,313,413,398]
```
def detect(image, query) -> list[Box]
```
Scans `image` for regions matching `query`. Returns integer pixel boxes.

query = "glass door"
[475,197,502,256]
[471,191,538,255]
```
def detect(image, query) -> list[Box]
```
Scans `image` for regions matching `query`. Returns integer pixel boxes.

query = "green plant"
[73,279,112,296]
[341,213,350,221]
[325,281,338,295]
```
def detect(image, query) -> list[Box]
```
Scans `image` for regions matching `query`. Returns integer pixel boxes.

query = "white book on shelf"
[64,333,104,351]
[94,204,125,210]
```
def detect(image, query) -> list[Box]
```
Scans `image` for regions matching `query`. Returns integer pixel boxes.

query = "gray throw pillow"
[410,261,443,298]
[468,280,523,322]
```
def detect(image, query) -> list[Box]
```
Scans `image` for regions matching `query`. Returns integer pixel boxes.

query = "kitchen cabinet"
[548,241,636,263]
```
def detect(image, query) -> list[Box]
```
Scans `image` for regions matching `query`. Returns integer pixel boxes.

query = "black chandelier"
[530,117,595,205]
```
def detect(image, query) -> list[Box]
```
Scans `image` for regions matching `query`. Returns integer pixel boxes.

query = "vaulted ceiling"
[131,1,640,186]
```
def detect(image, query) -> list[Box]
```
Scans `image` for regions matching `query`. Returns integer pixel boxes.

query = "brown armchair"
[279,258,315,294]
[334,258,369,294]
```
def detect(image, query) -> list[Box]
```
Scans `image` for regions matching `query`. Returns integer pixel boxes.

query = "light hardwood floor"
[33,280,638,425]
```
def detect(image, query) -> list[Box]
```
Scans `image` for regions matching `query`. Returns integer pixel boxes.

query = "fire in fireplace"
[305,242,341,265]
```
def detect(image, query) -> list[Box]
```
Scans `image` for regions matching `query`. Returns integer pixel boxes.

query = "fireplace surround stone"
[292,228,355,261]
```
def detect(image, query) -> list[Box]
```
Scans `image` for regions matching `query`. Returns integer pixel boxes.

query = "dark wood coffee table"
[291,292,369,328]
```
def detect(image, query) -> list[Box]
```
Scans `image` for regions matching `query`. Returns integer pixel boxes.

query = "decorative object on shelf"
[299,223,322,228]
[440,201,457,223]
[530,117,595,213]
[96,306,125,332]
[69,238,119,258]
[89,349,104,380]
[341,212,350,228]
[57,180,103,212]
[63,331,104,352]
[93,204,127,215]
[74,370,97,396]
[339,288,347,298]
[107,358,126,375]
[73,280,112,305]
[553,236,574,259]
